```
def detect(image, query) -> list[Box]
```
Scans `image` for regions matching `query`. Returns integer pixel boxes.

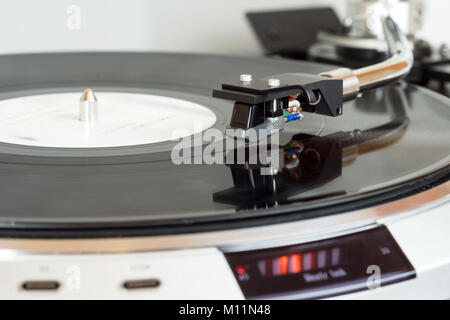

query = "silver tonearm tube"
[320,16,414,100]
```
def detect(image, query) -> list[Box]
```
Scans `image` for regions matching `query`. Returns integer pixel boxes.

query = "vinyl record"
[0,52,448,237]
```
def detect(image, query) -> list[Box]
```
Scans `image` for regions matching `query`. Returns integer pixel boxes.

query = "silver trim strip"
[0,182,447,255]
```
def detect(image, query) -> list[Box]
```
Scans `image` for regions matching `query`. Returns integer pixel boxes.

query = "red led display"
[236,266,246,275]
[279,256,289,275]
[258,247,340,277]
[290,254,302,274]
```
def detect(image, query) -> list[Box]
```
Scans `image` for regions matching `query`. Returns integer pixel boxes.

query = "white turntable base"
[0,248,244,300]
[335,199,450,300]
[0,92,216,148]
[0,190,448,299]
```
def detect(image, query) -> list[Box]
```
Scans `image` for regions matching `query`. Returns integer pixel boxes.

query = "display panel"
[225,226,415,299]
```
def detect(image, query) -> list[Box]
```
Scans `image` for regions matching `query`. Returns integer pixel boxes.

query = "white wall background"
[0,0,448,55]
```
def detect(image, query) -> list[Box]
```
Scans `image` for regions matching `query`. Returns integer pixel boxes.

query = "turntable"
[0,17,448,300]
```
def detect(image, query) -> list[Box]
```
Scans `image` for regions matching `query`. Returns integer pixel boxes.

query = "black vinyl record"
[0,52,448,237]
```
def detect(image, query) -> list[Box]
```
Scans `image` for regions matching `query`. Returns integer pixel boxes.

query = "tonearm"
[212,17,413,141]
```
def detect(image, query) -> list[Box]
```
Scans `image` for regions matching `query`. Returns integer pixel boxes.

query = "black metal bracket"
[214,73,343,113]
[213,73,344,131]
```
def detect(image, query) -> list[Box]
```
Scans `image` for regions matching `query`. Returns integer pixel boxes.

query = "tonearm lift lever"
[213,17,413,141]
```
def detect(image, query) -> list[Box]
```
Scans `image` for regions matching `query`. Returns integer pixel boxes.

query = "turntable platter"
[0,52,448,236]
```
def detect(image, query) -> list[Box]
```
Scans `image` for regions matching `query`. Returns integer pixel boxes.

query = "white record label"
[0,92,217,148]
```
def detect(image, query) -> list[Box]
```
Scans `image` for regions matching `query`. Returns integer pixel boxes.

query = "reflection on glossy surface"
[214,85,411,209]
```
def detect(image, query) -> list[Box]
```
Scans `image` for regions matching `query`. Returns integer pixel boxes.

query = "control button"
[123,279,160,290]
[22,281,60,291]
